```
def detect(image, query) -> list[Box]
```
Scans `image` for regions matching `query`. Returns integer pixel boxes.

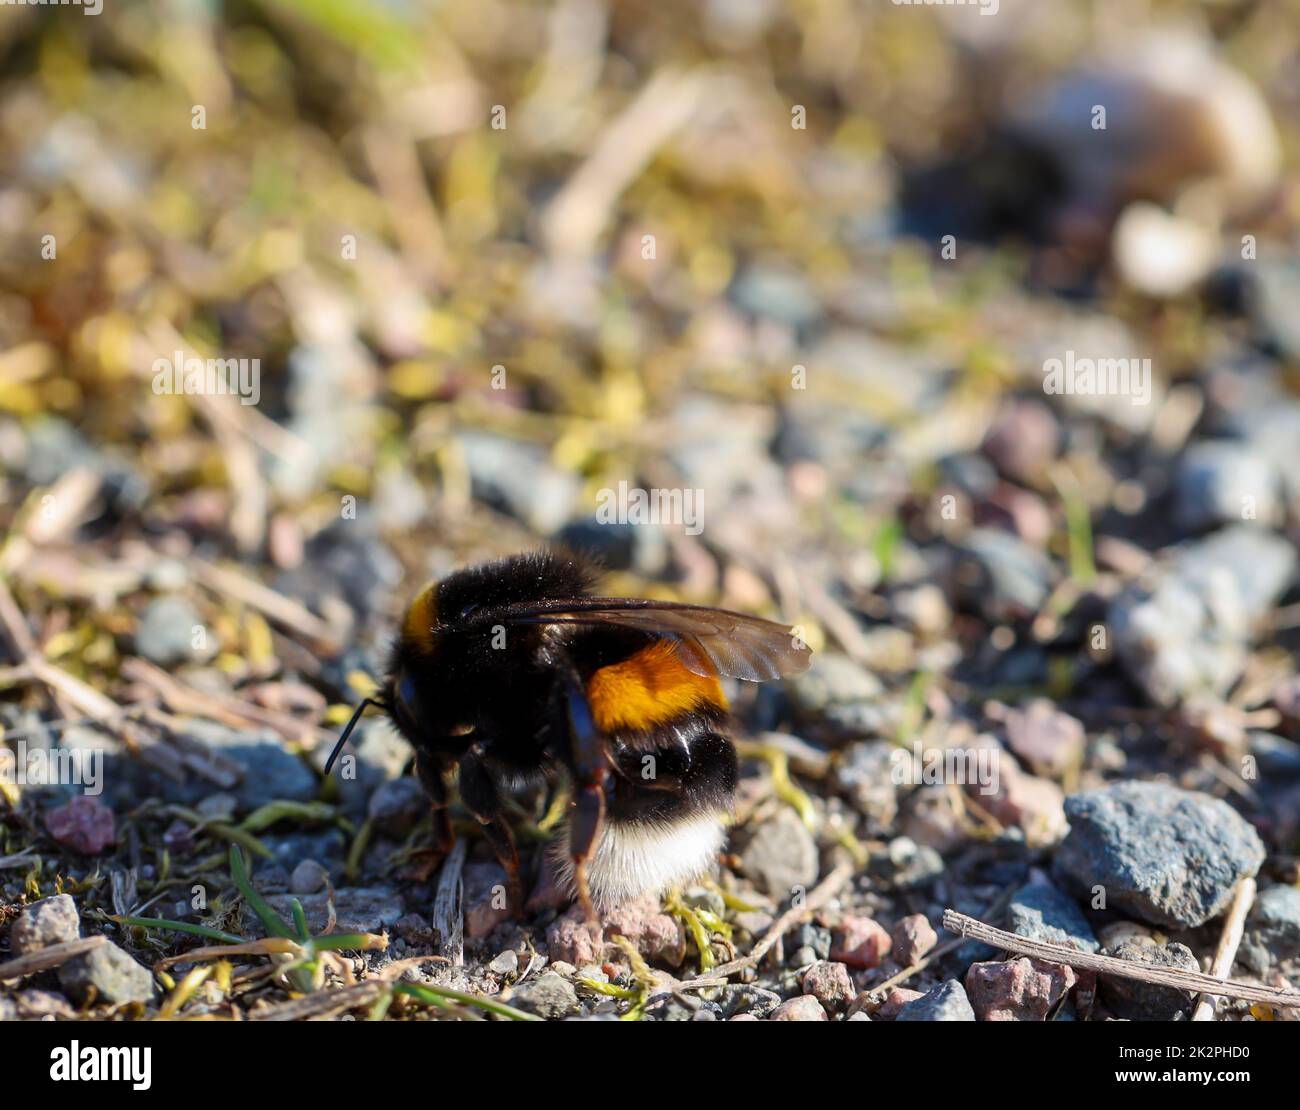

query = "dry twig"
[690,861,853,982]
[943,909,1300,1011]
[1191,878,1257,1021]
[0,936,108,982]
[432,838,469,969]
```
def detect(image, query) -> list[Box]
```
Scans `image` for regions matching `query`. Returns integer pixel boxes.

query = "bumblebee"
[326,551,811,921]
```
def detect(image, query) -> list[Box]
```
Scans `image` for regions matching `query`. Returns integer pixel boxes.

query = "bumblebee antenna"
[324,697,378,776]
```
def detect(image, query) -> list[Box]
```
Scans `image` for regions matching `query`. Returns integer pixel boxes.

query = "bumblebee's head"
[399,580,441,655]
[380,668,424,744]
[322,667,434,776]
[321,578,437,776]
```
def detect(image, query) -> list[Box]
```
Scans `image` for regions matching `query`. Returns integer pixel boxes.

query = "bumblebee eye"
[390,673,420,730]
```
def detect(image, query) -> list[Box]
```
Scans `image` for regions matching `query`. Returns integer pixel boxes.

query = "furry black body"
[382,552,740,914]
[323,550,810,917]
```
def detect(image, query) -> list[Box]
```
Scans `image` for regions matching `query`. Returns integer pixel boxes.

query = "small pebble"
[513,971,580,1019]
[135,596,212,666]
[1000,700,1086,780]
[1242,885,1300,969]
[965,957,1077,1021]
[1008,881,1099,953]
[769,995,828,1021]
[895,980,976,1021]
[488,950,520,977]
[366,777,427,839]
[801,961,855,1013]
[831,915,892,970]
[289,859,328,895]
[58,942,156,1006]
[45,796,115,855]
[10,894,81,955]
[891,914,938,966]
[876,987,925,1020]
[736,807,819,897]
[1098,940,1199,1020]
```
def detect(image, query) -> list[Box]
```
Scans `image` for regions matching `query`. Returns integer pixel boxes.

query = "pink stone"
[801,961,855,1012]
[1002,699,1086,779]
[877,987,925,1020]
[463,862,512,940]
[45,796,114,855]
[965,957,1077,1021]
[831,915,892,969]
[547,910,599,967]
[770,995,828,1021]
[891,914,938,966]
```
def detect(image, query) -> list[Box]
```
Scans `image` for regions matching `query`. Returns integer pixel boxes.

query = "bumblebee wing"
[502,598,812,682]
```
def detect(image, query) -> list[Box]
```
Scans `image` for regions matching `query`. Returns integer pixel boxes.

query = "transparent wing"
[501,598,812,682]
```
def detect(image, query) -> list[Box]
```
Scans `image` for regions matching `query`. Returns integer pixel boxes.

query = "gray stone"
[289,859,329,895]
[263,887,404,936]
[790,653,884,714]
[457,432,580,535]
[895,979,976,1021]
[263,830,346,872]
[682,886,726,918]
[718,984,782,1018]
[737,807,819,897]
[794,923,832,961]
[309,717,409,820]
[177,720,318,810]
[1245,885,1300,965]
[554,519,669,577]
[488,950,519,976]
[135,596,212,666]
[1008,881,1099,953]
[1099,940,1198,1020]
[954,529,1053,621]
[366,777,427,839]
[882,836,945,889]
[835,741,902,815]
[1175,441,1279,529]
[1054,781,1264,928]
[731,265,822,329]
[513,971,580,1019]
[10,894,80,956]
[57,942,156,1006]
[1110,527,1296,707]
[643,992,705,1021]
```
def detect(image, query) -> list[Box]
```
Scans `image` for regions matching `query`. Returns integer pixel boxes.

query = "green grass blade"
[112,916,244,944]
[228,845,295,940]
[394,982,542,1021]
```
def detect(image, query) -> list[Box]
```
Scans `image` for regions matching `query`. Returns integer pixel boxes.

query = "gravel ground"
[2,3,1300,1023]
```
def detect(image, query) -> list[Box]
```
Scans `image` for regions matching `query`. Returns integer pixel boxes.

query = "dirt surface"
[2,3,1300,1023]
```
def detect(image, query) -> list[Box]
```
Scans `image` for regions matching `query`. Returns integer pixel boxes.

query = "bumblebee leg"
[458,748,526,919]
[563,669,609,927]
[414,749,454,855]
